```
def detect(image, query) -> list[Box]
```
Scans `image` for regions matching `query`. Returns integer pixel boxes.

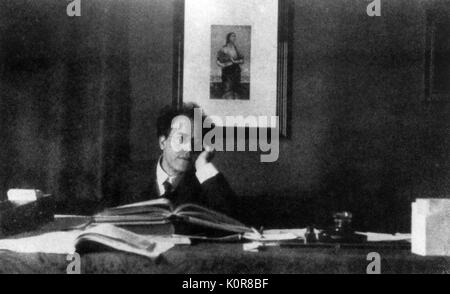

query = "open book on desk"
[0,223,189,259]
[92,198,253,237]
[74,224,190,258]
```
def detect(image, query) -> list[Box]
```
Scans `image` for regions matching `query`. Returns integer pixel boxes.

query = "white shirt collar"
[156,157,182,196]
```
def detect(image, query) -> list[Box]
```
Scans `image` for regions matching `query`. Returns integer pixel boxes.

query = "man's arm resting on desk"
[196,163,238,217]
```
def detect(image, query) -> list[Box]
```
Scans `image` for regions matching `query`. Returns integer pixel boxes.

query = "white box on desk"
[411,198,450,256]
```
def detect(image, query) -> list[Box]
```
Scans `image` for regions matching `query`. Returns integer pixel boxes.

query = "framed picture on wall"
[210,25,252,101]
[173,0,292,136]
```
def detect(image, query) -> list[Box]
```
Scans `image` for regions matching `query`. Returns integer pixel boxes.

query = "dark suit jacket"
[121,160,238,217]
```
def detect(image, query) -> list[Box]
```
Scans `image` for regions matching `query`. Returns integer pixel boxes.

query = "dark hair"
[226,32,235,45]
[156,103,208,138]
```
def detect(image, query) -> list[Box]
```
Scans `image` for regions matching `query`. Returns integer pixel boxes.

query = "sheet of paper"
[243,228,309,242]
[355,232,411,242]
[244,232,300,242]
[243,241,279,252]
[243,242,263,252]
[0,230,80,254]
[262,228,307,237]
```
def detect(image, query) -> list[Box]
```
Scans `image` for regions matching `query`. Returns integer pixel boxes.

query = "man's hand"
[195,146,215,170]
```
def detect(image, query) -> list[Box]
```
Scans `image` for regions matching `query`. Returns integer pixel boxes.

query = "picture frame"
[172,0,292,137]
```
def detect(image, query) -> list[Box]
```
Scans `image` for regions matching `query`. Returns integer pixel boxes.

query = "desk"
[1,242,449,274]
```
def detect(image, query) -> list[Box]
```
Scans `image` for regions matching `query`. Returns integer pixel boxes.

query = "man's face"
[159,115,202,175]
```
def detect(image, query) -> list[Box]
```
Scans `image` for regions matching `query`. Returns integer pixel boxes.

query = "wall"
[131,0,450,231]
[1,0,449,231]
[0,0,141,211]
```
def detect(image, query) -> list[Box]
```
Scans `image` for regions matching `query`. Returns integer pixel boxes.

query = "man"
[125,104,237,216]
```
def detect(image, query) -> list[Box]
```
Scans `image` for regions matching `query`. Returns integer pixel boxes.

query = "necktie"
[162,180,174,198]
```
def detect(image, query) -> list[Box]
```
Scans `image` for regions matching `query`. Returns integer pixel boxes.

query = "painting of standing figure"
[210,25,251,100]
